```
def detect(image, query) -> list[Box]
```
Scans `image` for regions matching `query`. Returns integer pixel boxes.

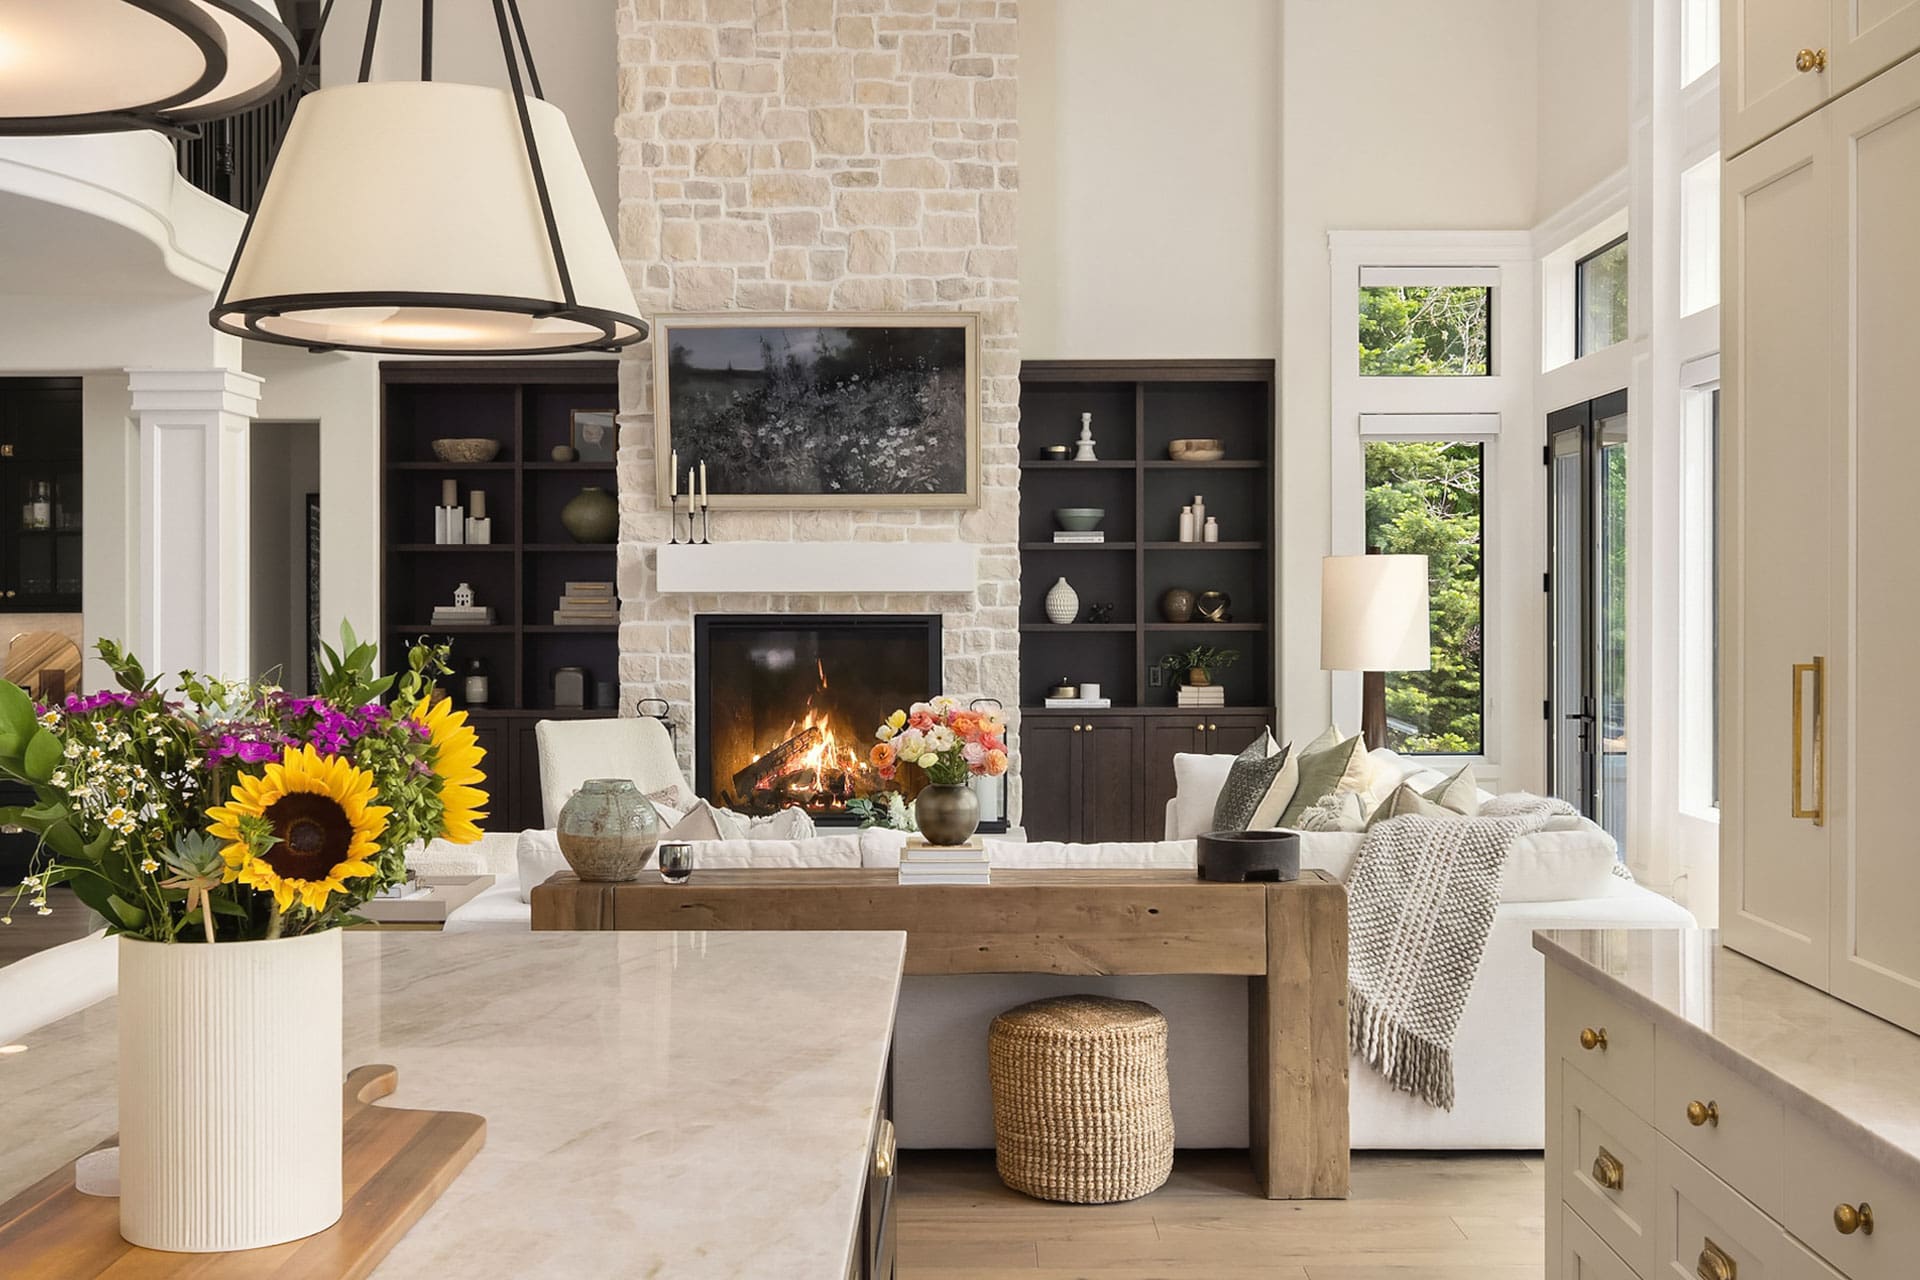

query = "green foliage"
[1156,645,1240,686]
[1364,441,1483,754]
[1579,241,1630,353]
[1359,286,1491,376]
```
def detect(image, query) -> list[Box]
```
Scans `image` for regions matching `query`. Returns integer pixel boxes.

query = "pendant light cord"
[491,0,576,307]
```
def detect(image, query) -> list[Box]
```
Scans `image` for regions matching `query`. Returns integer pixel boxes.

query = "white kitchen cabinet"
[1726,0,1920,155]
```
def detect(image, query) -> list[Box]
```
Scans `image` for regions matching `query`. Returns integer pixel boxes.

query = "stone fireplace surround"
[610,0,1023,819]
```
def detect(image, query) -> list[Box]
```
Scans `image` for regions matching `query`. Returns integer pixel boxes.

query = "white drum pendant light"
[211,0,645,355]
[0,0,297,134]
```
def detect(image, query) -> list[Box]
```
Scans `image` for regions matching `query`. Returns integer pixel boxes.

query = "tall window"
[1576,236,1630,355]
[1363,441,1484,754]
[1680,156,1720,315]
[1358,286,1493,375]
[1682,0,1721,85]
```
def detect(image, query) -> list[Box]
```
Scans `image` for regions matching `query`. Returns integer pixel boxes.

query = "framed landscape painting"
[653,312,980,509]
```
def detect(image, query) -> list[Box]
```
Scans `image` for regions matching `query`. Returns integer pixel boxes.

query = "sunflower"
[207,745,391,913]
[420,697,487,843]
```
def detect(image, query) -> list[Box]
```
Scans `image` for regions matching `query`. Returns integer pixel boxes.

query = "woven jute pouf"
[987,995,1174,1203]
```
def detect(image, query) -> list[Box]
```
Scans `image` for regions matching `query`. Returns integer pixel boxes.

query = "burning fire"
[736,660,881,812]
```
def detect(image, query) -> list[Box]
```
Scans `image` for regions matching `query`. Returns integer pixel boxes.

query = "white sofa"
[436,748,1695,1150]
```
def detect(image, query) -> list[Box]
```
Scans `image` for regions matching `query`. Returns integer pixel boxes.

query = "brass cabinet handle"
[1592,1147,1625,1191]
[1792,658,1826,826]
[1579,1026,1608,1052]
[1072,723,1082,732]
[1834,1202,1874,1236]
[1195,721,1205,731]
[873,1118,896,1178]
[1208,722,1218,731]
[1687,1099,1720,1127]
[1697,1237,1737,1280]
[1795,47,1829,72]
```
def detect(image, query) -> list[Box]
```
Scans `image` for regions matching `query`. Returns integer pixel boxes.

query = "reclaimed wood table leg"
[1248,879,1349,1198]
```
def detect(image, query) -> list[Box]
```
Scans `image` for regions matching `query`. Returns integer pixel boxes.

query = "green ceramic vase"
[560,485,619,544]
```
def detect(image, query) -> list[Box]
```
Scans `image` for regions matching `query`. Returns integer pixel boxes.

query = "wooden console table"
[532,867,1349,1199]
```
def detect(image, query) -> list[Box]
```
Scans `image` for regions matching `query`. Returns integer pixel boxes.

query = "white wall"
[1019,0,1279,359]
[1279,0,1542,762]
[1536,0,1632,220]
[321,0,619,229]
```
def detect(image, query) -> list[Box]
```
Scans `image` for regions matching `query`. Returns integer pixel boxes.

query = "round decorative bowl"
[1168,438,1226,462]
[1039,444,1072,461]
[1053,507,1105,532]
[430,437,503,463]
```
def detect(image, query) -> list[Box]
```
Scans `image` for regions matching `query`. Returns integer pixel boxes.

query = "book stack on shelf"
[554,581,616,626]
[898,836,990,885]
[1043,694,1111,709]
[1051,529,1105,544]
[1176,682,1227,709]
[431,602,495,627]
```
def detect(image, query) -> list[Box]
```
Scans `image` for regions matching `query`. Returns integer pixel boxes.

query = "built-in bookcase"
[379,360,620,831]
[1017,360,1277,712]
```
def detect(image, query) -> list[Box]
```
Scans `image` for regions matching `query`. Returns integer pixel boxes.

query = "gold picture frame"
[652,311,981,510]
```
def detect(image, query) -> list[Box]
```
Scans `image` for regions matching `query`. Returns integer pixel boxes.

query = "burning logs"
[731,724,825,799]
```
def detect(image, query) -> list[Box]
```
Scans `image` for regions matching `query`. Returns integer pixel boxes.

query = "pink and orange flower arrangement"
[869,695,1009,787]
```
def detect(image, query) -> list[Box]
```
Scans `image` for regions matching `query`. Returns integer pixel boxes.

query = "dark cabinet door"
[1079,715,1143,844]
[1206,713,1272,757]
[1144,719,1204,841]
[512,720,547,832]
[463,713,514,834]
[1017,719,1079,842]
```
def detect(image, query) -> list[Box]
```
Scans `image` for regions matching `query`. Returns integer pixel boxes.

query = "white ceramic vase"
[117,929,344,1252]
[1044,576,1079,625]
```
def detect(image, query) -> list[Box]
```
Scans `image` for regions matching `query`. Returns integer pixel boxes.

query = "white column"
[128,368,263,681]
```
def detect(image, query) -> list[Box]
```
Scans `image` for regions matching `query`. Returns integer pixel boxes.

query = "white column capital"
[127,367,264,418]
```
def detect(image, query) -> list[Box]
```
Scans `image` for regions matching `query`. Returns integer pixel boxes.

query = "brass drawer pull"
[1686,1099,1720,1127]
[1795,47,1829,72]
[1792,658,1827,825]
[1697,1237,1737,1280]
[1834,1202,1874,1236]
[1579,1026,1608,1052]
[1592,1147,1625,1192]
[873,1119,896,1179]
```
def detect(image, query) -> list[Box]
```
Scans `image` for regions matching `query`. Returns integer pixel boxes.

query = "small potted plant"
[1158,644,1241,688]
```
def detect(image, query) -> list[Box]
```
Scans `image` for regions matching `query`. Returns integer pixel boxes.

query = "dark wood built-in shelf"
[381,360,622,833]
[1016,359,1277,841]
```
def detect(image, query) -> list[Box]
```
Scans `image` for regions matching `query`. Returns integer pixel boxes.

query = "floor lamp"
[1321,551,1431,751]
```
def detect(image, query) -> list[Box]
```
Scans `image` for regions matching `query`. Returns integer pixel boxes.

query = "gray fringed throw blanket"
[1346,794,1582,1110]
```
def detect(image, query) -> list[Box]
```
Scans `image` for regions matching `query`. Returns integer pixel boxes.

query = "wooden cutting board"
[0,1064,485,1277]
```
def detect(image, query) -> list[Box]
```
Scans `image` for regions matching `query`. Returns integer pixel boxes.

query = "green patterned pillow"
[1210,733,1293,832]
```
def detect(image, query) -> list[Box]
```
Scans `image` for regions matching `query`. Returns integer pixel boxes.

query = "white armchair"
[533,717,692,828]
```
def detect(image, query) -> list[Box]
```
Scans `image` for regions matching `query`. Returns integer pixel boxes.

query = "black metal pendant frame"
[0,0,297,136]
[209,0,648,356]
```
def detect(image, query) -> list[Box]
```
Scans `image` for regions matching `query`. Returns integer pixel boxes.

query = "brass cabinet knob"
[1834,1202,1874,1236]
[1195,721,1205,732]
[1697,1237,1737,1280]
[873,1119,896,1179]
[1592,1147,1625,1192]
[1686,1099,1720,1127]
[1579,1026,1608,1052]
[1072,723,1082,732]
[1208,722,1218,731]
[1795,46,1829,72]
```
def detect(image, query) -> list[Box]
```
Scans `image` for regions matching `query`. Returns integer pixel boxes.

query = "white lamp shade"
[213,80,645,355]
[0,0,295,133]
[1320,554,1432,672]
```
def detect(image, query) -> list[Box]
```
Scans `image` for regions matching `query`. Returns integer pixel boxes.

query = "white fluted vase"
[117,929,343,1252]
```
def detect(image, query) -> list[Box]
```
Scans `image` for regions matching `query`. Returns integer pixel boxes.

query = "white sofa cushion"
[0,928,115,1042]
[515,828,866,901]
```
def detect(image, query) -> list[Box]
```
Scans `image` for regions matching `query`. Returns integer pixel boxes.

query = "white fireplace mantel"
[654,541,980,596]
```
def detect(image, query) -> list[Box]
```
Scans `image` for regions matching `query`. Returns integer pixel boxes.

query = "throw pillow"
[663,801,725,842]
[1422,764,1479,815]
[1278,731,1372,826]
[1368,782,1458,825]
[1210,734,1294,832]
[1296,790,1369,832]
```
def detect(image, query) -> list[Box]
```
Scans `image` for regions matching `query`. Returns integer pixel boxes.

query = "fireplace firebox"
[695,615,942,822]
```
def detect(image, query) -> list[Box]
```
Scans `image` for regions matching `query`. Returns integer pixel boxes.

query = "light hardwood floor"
[897,1149,1544,1279]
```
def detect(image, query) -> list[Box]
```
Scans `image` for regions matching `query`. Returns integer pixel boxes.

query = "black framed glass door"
[1547,390,1628,856]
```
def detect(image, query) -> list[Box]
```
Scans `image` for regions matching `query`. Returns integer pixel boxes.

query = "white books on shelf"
[1051,531,1106,543]
[1176,687,1227,706]
[898,872,991,885]
[1043,697,1112,709]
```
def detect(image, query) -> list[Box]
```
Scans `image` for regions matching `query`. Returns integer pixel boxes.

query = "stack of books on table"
[430,605,494,627]
[1176,683,1227,708]
[554,581,617,626]
[898,836,990,885]
[1043,695,1111,709]
[1051,530,1106,543]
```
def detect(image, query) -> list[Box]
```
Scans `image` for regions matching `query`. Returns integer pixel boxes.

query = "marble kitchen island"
[0,930,906,1278]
